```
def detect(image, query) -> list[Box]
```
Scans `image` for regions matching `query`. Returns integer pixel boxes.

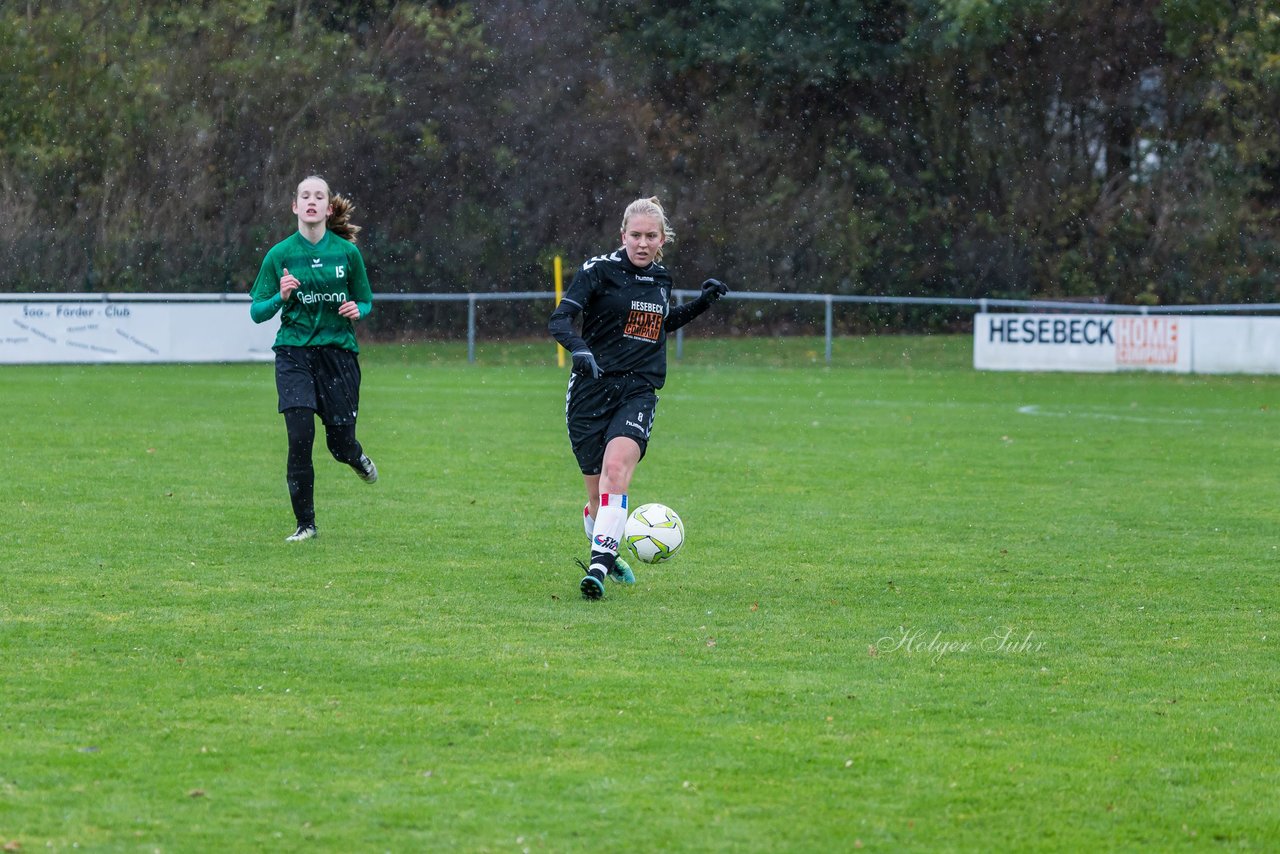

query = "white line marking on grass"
[1017,405,1204,425]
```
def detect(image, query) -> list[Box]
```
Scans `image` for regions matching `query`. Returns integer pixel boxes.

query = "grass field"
[3,334,1278,852]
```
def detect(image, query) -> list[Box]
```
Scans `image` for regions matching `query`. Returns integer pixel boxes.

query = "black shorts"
[274,345,362,426]
[565,373,658,475]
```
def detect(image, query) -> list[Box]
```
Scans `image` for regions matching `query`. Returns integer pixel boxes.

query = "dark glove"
[571,350,602,379]
[701,278,729,303]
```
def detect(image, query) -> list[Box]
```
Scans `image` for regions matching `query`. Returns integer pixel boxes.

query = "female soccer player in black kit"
[549,196,729,600]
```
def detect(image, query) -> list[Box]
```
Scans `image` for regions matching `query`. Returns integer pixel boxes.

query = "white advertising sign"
[0,299,278,364]
[975,313,1280,374]
[1191,317,1280,374]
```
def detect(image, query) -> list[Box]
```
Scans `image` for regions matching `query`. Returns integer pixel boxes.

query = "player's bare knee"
[600,459,634,492]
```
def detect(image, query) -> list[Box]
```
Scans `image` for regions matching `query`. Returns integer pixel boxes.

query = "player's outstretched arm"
[666,278,730,332]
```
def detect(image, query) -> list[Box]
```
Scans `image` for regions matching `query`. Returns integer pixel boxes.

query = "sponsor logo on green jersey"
[299,291,347,305]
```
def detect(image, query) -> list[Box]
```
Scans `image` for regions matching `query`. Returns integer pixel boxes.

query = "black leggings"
[284,407,364,527]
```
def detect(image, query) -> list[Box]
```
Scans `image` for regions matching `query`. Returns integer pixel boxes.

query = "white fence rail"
[3,291,1279,364]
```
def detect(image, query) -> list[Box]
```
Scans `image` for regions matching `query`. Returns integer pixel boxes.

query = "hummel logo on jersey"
[636,275,654,282]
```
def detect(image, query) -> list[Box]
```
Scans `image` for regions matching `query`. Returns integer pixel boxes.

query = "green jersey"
[250,231,373,352]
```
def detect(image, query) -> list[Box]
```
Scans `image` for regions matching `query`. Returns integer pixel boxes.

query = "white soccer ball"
[624,503,685,564]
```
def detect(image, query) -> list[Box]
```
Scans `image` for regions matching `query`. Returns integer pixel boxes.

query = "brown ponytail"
[328,194,361,243]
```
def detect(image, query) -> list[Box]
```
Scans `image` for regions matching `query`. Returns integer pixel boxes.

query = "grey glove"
[571,350,602,379]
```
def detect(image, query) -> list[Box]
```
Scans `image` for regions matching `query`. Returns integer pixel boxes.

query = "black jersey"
[549,247,713,389]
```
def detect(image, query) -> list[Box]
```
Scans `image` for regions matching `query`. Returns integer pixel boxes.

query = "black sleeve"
[549,296,589,354]
[665,293,713,333]
[551,261,602,353]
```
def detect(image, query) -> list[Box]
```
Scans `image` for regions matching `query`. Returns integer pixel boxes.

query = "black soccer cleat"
[580,573,605,600]
[577,560,606,600]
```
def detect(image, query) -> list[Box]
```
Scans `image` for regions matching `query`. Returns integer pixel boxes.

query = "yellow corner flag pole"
[554,255,565,368]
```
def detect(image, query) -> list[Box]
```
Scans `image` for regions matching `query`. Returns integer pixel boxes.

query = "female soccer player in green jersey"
[250,176,378,542]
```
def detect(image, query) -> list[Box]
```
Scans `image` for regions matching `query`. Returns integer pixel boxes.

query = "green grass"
[3,334,1278,852]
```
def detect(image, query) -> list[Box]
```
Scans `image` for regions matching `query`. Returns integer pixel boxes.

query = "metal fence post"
[825,295,834,364]
[467,295,477,363]
[675,291,685,361]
